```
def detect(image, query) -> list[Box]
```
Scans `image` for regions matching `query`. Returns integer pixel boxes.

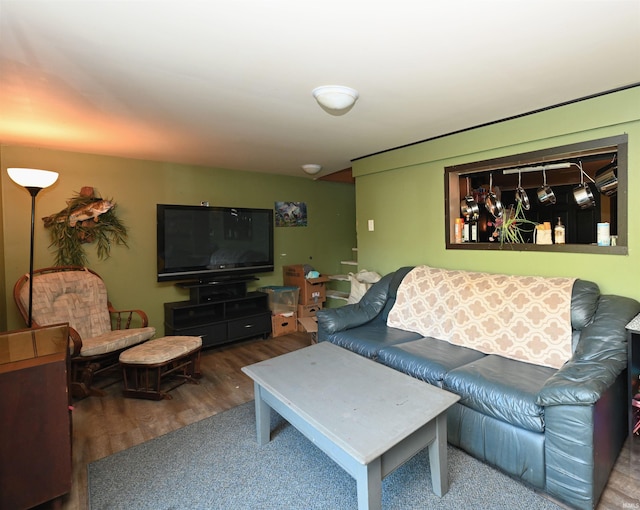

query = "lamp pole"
[25,187,42,327]
[7,168,59,327]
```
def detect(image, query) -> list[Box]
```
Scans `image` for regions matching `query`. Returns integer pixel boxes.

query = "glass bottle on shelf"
[462,217,470,242]
[455,218,464,243]
[464,216,478,242]
[554,217,565,244]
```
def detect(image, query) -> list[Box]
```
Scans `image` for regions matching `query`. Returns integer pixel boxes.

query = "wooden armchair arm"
[67,327,83,357]
[29,318,83,357]
[108,302,150,329]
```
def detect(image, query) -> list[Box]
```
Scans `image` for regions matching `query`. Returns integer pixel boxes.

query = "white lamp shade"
[8,168,59,189]
[312,86,359,115]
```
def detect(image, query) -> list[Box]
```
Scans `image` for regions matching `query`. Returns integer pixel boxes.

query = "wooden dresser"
[0,324,72,509]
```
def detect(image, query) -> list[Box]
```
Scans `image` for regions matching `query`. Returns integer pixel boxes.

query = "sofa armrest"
[536,359,622,406]
[537,294,640,406]
[316,272,393,336]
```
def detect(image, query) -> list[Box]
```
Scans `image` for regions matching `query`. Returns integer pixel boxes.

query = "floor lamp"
[7,168,59,327]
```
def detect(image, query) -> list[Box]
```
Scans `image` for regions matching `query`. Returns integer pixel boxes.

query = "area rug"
[88,402,561,509]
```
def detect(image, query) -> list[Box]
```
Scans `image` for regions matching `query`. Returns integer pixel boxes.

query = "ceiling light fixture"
[312,85,359,116]
[302,164,322,176]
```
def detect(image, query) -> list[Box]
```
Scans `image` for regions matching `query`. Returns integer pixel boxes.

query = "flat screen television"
[157,204,274,283]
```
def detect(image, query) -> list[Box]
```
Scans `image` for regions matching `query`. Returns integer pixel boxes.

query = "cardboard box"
[271,313,298,338]
[297,303,322,332]
[283,265,329,305]
[297,303,322,318]
[297,316,318,344]
[258,286,299,315]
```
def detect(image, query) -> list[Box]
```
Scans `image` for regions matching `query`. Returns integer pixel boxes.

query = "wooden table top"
[242,341,459,464]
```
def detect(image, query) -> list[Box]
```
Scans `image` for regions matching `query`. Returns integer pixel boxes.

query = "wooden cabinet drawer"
[165,322,227,349]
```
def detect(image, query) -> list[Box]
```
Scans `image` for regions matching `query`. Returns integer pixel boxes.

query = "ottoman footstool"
[120,336,202,400]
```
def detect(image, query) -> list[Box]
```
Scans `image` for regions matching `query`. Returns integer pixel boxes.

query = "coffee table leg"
[428,413,449,497]
[253,382,271,446]
[355,457,382,510]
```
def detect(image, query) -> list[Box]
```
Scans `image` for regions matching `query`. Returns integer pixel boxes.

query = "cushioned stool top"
[120,336,202,365]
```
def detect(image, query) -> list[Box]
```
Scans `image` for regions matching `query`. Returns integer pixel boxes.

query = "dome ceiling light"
[302,164,322,176]
[312,86,359,116]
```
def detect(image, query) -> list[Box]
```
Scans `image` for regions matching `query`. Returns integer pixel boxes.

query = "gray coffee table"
[241,342,460,510]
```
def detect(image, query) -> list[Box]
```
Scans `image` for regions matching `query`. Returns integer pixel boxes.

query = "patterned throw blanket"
[386,266,576,369]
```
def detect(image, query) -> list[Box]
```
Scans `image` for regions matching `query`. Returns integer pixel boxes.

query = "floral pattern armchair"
[14,266,155,398]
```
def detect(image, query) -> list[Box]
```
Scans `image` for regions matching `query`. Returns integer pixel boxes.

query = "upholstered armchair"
[14,266,156,398]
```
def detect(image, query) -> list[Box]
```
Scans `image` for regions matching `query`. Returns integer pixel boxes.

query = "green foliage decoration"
[43,189,128,266]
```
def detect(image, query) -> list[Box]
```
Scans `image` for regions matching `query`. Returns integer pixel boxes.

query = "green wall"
[353,86,640,301]
[0,147,356,332]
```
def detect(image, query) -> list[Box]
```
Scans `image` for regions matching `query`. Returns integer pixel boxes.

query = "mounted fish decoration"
[43,186,128,266]
[63,199,113,227]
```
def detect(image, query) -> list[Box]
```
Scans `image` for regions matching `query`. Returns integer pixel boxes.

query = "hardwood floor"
[40,332,639,509]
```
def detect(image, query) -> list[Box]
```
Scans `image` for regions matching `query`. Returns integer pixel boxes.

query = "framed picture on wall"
[275,201,307,227]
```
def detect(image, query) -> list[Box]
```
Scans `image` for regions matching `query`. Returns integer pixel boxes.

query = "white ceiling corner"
[1,0,639,177]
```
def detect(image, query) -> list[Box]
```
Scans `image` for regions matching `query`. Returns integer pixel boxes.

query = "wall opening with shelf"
[445,134,628,254]
[326,248,358,304]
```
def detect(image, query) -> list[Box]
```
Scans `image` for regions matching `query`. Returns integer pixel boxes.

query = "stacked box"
[283,265,329,305]
[271,313,298,337]
[258,286,299,315]
[297,303,322,332]
[298,303,322,317]
[297,316,318,344]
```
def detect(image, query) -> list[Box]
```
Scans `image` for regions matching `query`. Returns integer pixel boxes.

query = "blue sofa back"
[318,266,604,342]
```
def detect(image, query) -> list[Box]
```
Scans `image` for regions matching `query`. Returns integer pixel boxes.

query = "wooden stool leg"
[191,351,202,379]
[121,347,202,400]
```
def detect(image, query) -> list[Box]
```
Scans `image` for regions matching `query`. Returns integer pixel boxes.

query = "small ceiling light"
[302,164,322,176]
[312,85,359,116]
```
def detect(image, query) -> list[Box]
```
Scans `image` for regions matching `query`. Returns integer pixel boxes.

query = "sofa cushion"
[570,279,600,330]
[387,265,576,369]
[379,266,415,320]
[325,323,421,359]
[443,355,557,433]
[316,272,394,335]
[377,337,486,387]
[316,267,416,341]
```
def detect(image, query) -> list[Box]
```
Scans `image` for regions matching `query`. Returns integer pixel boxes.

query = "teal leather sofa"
[316,266,639,509]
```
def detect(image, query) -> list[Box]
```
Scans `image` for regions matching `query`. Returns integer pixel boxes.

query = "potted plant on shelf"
[488,199,538,246]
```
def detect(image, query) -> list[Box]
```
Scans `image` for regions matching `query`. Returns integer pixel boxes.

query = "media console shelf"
[164,279,272,349]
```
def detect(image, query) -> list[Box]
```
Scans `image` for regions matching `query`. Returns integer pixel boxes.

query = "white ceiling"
[1,1,639,178]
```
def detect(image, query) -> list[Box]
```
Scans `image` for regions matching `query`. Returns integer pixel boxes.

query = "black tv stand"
[177,277,259,302]
[164,278,271,349]
[179,275,259,288]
